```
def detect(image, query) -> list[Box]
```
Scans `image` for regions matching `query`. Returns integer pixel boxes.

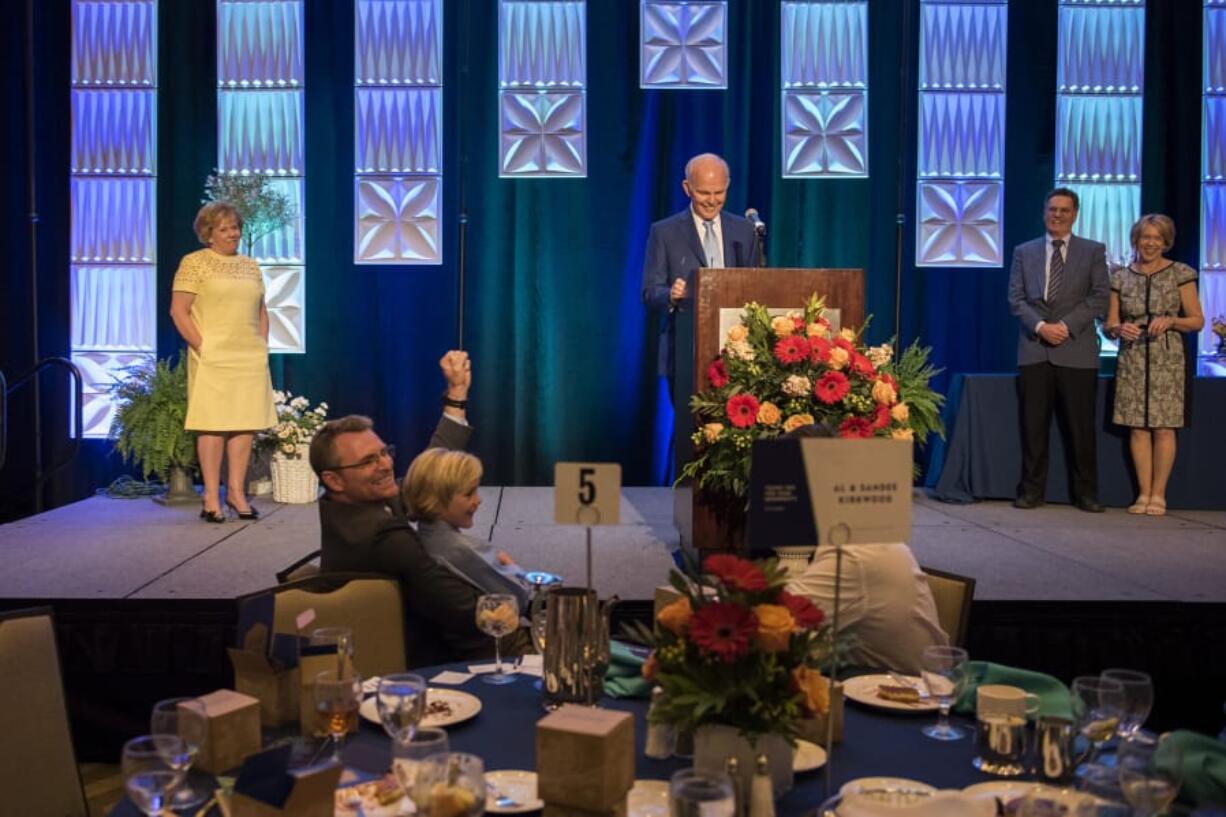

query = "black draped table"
[926,373,1226,510]
[113,663,1018,816]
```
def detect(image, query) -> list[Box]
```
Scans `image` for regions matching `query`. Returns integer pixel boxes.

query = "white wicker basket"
[270,447,320,504]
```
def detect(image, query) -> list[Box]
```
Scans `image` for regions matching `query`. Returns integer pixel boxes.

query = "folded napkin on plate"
[603,640,652,699]
[1160,729,1226,810]
[953,661,1072,719]
[838,790,994,817]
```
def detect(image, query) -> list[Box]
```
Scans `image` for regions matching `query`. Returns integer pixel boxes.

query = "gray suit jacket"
[1006,235,1109,369]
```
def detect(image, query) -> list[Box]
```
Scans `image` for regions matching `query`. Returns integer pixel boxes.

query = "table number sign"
[554,462,621,526]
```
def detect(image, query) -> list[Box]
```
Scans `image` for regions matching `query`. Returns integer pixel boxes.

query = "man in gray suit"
[1006,188,1109,512]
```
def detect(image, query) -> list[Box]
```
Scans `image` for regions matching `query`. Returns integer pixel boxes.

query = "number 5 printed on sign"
[554,463,621,591]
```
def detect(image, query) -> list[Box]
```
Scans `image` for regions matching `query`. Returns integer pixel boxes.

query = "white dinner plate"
[485,770,544,814]
[627,780,670,817]
[360,687,483,729]
[334,775,412,816]
[839,777,937,801]
[793,739,827,773]
[842,674,939,713]
[963,782,1105,810]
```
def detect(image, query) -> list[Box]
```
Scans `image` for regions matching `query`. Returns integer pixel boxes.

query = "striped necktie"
[1048,239,1065,301]
[703,220,722,268]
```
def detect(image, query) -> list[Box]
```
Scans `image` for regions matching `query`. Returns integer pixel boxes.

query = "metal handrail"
[3,357,84,509]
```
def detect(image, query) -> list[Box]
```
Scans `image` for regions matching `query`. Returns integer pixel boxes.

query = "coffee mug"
[977,684,1041,719]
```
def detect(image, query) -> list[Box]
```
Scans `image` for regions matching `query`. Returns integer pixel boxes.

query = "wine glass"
[1101,669,1153,739]
[920,645,969,741]
[1118,730,1182,817]
[669,768,735,817]
[122,734,187,816]
[1071,676,1125,773]
[310,626,355,678]
[314,669,362,762]
[414,752,485,817]
[475,593,520,685]
[392,727,450,799]
[149,697,209,810]
[377,673,428,744]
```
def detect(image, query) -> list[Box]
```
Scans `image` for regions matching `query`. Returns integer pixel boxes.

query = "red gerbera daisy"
[850,353,875,378]
[778,591,825,628]
[773,335,810,365]
[814,371,850,404]
[872,404,892,430]
[704,554,769,592]
[687,602,758,663]
[726,393,761,428]
[707,359,729,388]
[809,337,832,364]
[839,416,876,439]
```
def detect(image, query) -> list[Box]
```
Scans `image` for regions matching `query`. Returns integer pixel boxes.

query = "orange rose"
[641,652,659,681]
[871,379,898,405]
[756,401,782,426]
[890,402,910,422]
[839,328,857,343]
[771,316,796,337]
[726,324,749,344]
[891,427,914,441]
[657,597,693,636]
[752,604,796,652]
[806,322,830,339]
[702,422,725,443]
[782,413,815,433]
[791,666,830,715]
[827,346,850,370]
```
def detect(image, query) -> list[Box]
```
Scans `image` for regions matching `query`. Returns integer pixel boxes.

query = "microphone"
[745,208,766,236]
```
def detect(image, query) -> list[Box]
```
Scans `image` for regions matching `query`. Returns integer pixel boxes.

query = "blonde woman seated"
[404,448,532,610]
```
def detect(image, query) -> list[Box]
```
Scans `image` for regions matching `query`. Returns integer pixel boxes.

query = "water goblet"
[314,669,362,762]
[122,734,187,816]
[668,768,735,817]
[1072,676,1124,770]
[392,727,450,799]
[1118,730,1182,817]
[149,697,210,810]
[920,645,969,740]
[415,752,485,817]
[1101,669,1153,739]
[475,593,520,685]
[310,626,355,678]
[377,673,428,744]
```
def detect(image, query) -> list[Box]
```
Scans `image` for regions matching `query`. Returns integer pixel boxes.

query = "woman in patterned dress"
[169,202,277,523]
[1105,214,1203,516]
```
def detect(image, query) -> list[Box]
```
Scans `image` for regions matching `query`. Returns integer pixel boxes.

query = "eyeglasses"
[329,444,396,472]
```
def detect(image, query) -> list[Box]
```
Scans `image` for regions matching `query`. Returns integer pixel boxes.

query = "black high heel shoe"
[225,499,259,520]
[200,505,226,524]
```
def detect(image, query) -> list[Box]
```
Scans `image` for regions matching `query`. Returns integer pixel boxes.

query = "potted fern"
[109,357,198,504]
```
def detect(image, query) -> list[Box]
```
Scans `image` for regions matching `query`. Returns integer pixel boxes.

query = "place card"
[430,670,474,685]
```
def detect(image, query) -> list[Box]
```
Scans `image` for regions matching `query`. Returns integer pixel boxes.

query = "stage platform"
[1,489,1224,756]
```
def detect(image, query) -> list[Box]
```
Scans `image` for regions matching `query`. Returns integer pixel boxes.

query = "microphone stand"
[755,228,767,268]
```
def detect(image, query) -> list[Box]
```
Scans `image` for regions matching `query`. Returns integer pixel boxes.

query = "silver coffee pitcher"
[1035,716,1082,783]
[534,587,616,707]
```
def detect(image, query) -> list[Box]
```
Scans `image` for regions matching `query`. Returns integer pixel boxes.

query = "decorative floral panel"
[641,2,727,89]
[355,176,441,262]
[917,181,1002,268]
[262,265,305,353]
[782,91,867,177]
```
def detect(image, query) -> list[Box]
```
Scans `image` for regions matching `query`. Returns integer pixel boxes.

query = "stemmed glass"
[920,645,969,741]
[1101,669,1153,739]
[669,769,735,817]
[1118,730,1182,816]
[392,727,450,800]
[1071,676,1125,773]
[149,697,210,810]
[122,734,187,816]
[414,752,485,817]
[310,626,355,678]
[377,673,428,744]
[313,669,363,762]
[475,593,520,685]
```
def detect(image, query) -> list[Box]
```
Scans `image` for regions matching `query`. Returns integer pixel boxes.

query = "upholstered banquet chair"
[0,607,89,816]
[920,566,976,647]
[238,573,407,678]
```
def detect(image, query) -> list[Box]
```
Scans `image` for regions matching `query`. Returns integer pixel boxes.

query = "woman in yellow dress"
[169,202,277,522]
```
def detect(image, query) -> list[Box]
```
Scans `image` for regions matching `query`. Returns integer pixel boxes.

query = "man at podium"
[641,153,762,380]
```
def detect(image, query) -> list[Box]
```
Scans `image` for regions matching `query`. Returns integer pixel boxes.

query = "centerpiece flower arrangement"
[681,294,944,507]
[635,554,833,739]
[257,390,329,459]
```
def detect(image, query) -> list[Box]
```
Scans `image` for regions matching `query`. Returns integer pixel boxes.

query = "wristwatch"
[442,395,468,409]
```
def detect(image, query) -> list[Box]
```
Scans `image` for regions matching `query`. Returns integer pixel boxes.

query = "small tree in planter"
[109,357,198,504]
[202,172,297,256]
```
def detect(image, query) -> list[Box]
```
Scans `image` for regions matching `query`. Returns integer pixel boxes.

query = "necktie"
[1048,239,1065,301]
[703,220,722,268]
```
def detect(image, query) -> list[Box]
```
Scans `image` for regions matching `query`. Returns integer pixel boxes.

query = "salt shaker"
[748,754,774,817]
[644,687,675,759]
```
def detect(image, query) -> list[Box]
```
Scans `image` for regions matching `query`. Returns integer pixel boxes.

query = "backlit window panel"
[218,0,306,352]
[355,0,443,264]
[640,1,727,89]
[1202,0,1225,362]
[71,0,158,438]
[781,1,868,178]
[499,1,587,178]
[915,0,1006,267]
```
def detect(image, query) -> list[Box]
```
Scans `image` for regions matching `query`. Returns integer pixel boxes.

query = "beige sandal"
[1127,496,1150,515]
[1145,498,1166,516]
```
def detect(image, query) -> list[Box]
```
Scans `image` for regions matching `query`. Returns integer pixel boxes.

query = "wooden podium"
[673,267,866,553]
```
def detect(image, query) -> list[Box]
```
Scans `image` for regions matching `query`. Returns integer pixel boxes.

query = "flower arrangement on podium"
[680,294,943,511]
[258,390,328,503]
[632,554,832,794]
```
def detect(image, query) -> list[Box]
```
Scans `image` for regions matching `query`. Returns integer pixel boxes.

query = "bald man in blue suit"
[641,153,762,379]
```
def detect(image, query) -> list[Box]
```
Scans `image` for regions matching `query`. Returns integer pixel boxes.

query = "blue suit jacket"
[641,208,762,376]
[1006,234,1109,369]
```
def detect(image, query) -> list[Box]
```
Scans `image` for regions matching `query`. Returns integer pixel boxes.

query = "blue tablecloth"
[926,373,1226,510]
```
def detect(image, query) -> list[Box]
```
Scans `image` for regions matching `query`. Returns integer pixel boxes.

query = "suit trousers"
[1017,362,1099,503]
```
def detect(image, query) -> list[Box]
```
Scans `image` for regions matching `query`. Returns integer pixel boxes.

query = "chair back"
[276,549,321,584]
[240,573,407,678]
[920,566,976,647]
[0,607,87,817]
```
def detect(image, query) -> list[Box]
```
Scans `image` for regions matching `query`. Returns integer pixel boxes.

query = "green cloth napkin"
[603,640,652,699]
[952,660,1072,719]
[1160,729,1226,811]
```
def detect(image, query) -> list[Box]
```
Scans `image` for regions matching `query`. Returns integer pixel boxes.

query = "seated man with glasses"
[310,350,519,664]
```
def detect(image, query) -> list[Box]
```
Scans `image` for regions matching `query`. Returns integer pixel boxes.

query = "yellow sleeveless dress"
[172,248,277,431]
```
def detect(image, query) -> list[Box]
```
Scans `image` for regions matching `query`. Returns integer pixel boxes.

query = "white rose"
[782,375,812,397]
[727,339,756,361]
